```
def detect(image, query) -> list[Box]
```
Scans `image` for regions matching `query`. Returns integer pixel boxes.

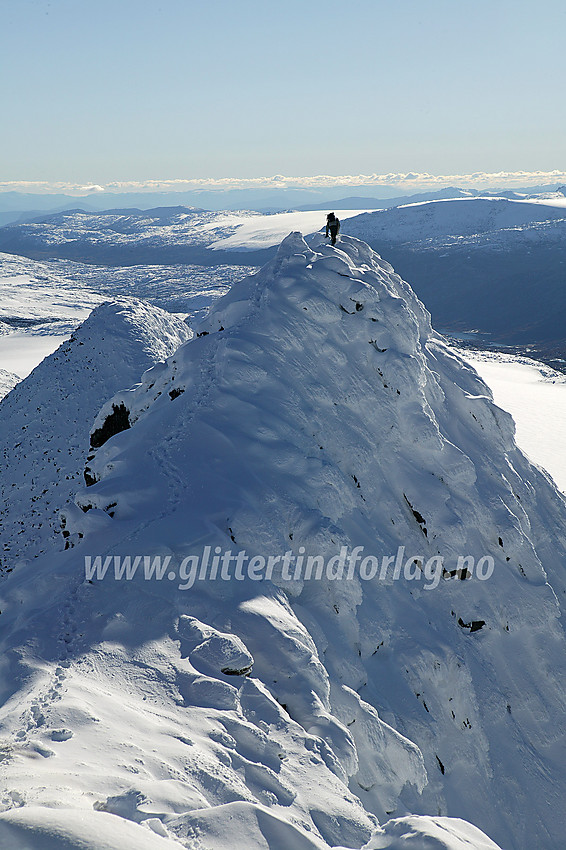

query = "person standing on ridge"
[325,212,340,245]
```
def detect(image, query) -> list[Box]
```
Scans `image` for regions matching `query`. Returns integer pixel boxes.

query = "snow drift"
[2,234,566,849]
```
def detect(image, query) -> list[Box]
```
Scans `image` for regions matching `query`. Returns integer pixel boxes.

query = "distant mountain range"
[295,185,565,210]
[1,183,565,225]
[0,207,271,266]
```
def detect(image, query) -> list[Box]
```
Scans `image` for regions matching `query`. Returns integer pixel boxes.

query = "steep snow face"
[1,234,565,849]
[0,299,191,571]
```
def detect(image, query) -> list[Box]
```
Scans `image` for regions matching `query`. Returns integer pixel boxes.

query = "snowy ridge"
[0,299,191,571]
[2,235,566,848]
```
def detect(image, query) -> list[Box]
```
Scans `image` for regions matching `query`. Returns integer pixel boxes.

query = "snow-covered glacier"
[1,234,566,849]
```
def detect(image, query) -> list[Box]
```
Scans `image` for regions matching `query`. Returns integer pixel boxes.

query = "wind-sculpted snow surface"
[2,234,566,848]
[0,299,191,571]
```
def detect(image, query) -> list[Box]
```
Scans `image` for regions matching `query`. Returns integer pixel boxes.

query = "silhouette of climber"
[325,212,340,245]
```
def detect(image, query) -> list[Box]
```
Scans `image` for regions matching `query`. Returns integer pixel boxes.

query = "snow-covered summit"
[0,298,191,571]
[2,235,566,848]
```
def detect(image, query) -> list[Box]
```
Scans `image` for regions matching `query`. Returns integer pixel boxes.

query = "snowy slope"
[0,251,246,333]
[0,299,191,572]
[0,265,102,332]
[2,234,566,848]
[461,351,566,493]
[0,251,248,379]
[0,333,71,379]
[0,251,106,378]
[206,210,372,251]
[0,367,20,399]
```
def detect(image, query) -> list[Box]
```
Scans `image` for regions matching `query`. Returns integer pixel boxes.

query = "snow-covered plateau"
[2,232,566,849]
[343,196,566,248]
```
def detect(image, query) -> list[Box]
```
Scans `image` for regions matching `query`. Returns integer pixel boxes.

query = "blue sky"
[1,0,565,191]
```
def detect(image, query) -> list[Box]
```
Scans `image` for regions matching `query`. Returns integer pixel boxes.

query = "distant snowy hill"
[343,197,566,352]
[344,196,566,244]
[0,299,191,571]
[2,234,566,849]
[0,207,371,266]
[0,207,256,265]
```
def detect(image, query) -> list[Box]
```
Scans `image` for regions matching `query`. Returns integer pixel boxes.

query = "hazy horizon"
[2,170,566,199]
